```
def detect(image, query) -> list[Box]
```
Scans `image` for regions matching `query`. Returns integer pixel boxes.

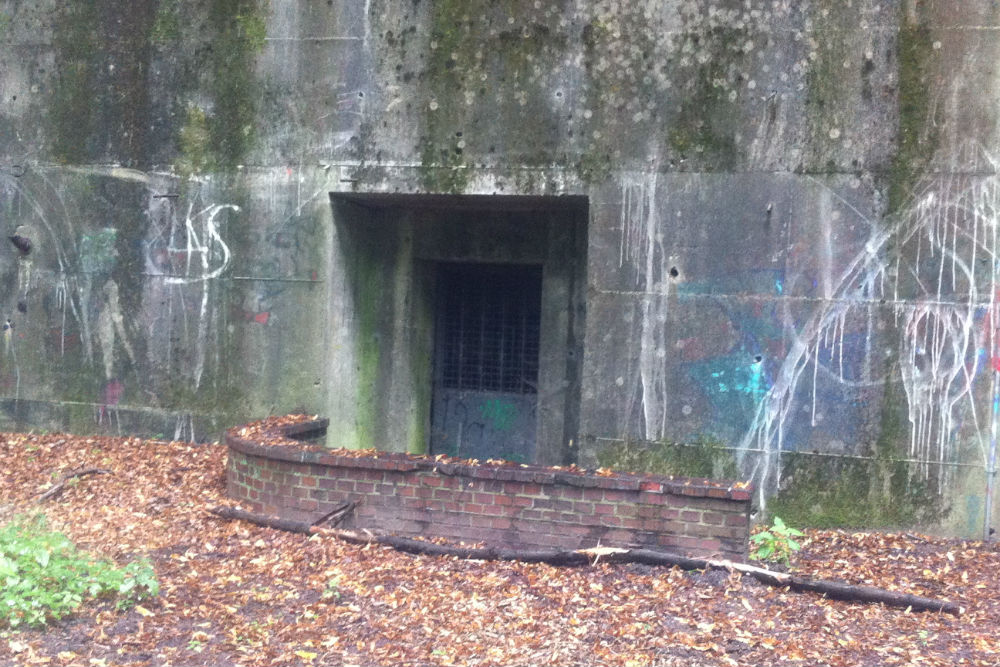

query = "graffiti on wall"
[432,392,535,463]
[0,164,243,438]
[742,152,999,508]
[618,145,1000,510]
[144,197,238,396]
[619,171,672,442]
[144,202,234,285]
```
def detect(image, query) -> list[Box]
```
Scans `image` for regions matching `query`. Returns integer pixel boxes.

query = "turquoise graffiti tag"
[479,398,517,432]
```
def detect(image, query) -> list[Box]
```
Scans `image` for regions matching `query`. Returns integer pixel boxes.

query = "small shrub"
[749,516,805,566]
[0,515,159,628]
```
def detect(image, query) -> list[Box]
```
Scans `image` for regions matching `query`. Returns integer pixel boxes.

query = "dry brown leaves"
[1,430,998,666]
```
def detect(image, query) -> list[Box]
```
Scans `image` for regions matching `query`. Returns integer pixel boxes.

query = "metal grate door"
[431,264,542,462]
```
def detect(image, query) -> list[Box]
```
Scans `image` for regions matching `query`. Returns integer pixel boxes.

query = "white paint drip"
[145,195,239,393]
[743,146,1000,510]
[96,279,136,381]
[619,171,671,440]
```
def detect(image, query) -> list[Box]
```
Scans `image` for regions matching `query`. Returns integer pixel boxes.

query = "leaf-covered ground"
[1,431,998,666]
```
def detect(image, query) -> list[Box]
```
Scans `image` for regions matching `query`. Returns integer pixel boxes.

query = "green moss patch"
[597,435,739,480]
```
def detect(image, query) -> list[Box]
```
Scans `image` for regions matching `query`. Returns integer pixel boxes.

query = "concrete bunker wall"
[1,0,999,537]
[225,417,752,559]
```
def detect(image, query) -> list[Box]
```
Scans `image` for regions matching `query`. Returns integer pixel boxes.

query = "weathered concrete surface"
[1,0,999,536]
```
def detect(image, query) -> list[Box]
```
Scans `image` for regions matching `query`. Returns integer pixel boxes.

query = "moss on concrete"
[195,0,268,171]
[48,2,99,163]
[406,274,433,456]
[176,106,211,182]
[352,250,382,450]
[48,1,157,167]
[417,0,566,191]
[578,13,747,180]
[768,452,945,529]
[802,3,854,173]
[151,0,182,44]
[886,13,938,213]
[597,435,739,480]
[770,354,946,529]
[665,28,743,168]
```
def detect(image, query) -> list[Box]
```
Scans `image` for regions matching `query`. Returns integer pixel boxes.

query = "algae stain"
[770,350,945,529]
[176,106,211,182]
[597,434,739,480]
[151,0,182,44]
[200,0,268,170]
[48,2,99,163]
[417,0,474,192]
[886,15,938,214]
[802,3,853,172]
[48,1,158,166]
[353,254,382,449]
[417,0,564,191]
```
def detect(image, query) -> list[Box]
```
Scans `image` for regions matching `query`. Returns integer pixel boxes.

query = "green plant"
[322,574,342,600]
[749,516,805,566]
[0,515,159,628]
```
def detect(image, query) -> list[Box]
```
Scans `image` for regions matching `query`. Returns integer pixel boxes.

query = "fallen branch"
[36,468,111,502]
[313,501,356,528]
[208,506,325,533]
[208,505,960,615]
[624,550,959,615]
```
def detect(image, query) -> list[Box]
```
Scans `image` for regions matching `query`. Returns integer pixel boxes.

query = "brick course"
[224,418,752,559]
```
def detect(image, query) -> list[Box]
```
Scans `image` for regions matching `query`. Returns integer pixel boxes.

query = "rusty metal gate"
[430,263,542,463]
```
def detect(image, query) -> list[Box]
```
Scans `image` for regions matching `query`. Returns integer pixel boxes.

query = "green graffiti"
[479,398,516,432]
[80,228,119,274]
[708,360,766,399]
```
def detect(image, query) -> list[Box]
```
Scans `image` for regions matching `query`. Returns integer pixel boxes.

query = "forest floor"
[1,430,998,666]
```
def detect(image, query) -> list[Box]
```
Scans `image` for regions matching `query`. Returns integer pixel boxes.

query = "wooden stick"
[36,468,111,502]
[312,501,355,527]
[208,505,960,615]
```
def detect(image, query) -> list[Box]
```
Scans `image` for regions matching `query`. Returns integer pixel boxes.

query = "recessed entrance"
[329,193,587,465]
[431,263,542,462]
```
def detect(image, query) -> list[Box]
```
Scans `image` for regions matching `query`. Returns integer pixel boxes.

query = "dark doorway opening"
[431,263,543,462]
[328,192,587,465]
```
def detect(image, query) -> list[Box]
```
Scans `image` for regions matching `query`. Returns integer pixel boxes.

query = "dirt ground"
[1,430,998,666]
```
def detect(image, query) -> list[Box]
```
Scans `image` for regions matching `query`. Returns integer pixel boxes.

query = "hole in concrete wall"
[669,266,679,278]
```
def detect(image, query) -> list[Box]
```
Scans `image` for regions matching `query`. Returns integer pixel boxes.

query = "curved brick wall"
[225,417,753,559]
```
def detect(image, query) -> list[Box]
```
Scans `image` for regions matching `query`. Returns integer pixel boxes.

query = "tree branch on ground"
[207,505,960,616]
[36,468,112,502]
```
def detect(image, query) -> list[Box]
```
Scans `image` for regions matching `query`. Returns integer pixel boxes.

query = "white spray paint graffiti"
[619,172,671,441]
[614,147,999,512]
[145,202,235,286]
[144,199,238,393]
[741,147,1000,510]
[1,165,240,437]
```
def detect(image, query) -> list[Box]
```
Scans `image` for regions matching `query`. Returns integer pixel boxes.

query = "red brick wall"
[225,419,752,559]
